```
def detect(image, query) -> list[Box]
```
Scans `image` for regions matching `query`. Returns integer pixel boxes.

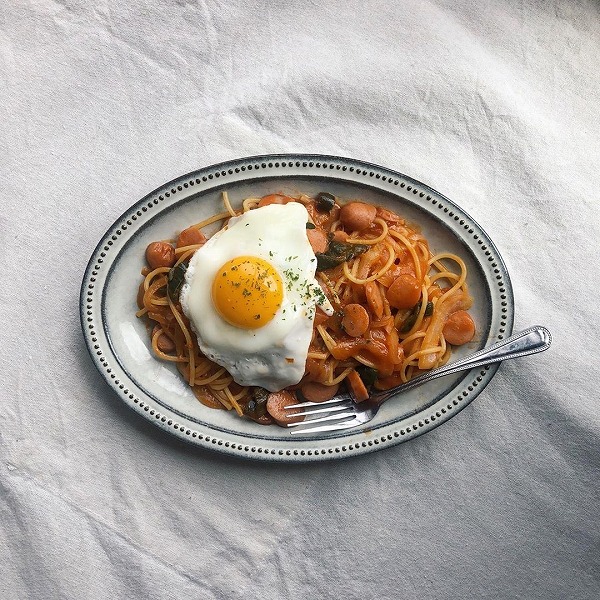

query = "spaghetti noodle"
[136,192,475,424]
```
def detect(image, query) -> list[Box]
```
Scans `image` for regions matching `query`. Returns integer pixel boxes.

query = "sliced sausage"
[257,194,295,208]
[341,303,370,337]
[339,202,377,232]
[346,370,370,403]
[300,381,339,403]
[386,274,421,309]
[176,226,206,248]
[145,241,176,269]
[443,310,476,345]
[266,390,304,426]
[306,228,328,254]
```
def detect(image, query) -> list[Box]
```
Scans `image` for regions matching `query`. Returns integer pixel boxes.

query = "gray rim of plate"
[80,154,514,462]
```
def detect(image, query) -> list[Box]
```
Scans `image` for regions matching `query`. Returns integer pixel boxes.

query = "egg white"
[180,202,332,392]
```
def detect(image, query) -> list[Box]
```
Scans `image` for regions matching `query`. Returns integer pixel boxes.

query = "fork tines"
[284,396,359,434]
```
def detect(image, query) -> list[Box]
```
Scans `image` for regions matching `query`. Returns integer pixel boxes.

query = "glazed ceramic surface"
[80,155,514,461]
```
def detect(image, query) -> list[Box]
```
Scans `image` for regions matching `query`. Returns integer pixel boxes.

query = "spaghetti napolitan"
[136,191,475,425]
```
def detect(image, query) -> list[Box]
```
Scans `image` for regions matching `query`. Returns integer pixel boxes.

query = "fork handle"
[372,325,552,403]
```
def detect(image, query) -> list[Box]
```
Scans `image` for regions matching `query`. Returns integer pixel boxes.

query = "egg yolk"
[212,256,284,329]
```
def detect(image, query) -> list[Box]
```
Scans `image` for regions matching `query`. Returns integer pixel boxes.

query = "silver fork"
[285,325,551,434]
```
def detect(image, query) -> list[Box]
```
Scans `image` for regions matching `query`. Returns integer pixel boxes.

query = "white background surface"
[1,1,599,598]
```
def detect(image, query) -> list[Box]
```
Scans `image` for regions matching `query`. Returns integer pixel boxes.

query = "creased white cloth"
[1,1,599,599]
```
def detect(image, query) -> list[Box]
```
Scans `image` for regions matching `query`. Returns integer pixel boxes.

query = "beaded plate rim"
[80,154,514,462]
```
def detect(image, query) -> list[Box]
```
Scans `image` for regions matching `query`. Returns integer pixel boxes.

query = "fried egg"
[180,202,332,392]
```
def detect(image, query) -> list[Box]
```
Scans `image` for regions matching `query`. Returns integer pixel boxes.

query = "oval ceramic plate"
[80,155,514,461]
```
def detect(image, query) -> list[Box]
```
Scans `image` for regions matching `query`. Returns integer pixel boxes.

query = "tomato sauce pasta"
[136,191,475,425]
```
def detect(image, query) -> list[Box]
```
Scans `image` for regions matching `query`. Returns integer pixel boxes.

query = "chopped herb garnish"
[357,366,378,388]
[315,240,369,271]
[400,300,426,333]
[315,192,336,213]
[242,387,269,419]
[424,301,434,317]
[167,262,188,302]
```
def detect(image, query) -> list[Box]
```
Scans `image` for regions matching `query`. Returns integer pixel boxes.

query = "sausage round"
[176,227,206,248]
[300,381,340,403]
[386,274,421,309]
[339,202,377,232]
[341,303,370,337]
[306,228,328,254]
[443,310,476,345]
[266,390,304,426]
[145,242,176,269]
[257,194,294,208]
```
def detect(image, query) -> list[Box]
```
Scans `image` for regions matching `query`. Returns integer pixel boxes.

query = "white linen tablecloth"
[1,1,599,598]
